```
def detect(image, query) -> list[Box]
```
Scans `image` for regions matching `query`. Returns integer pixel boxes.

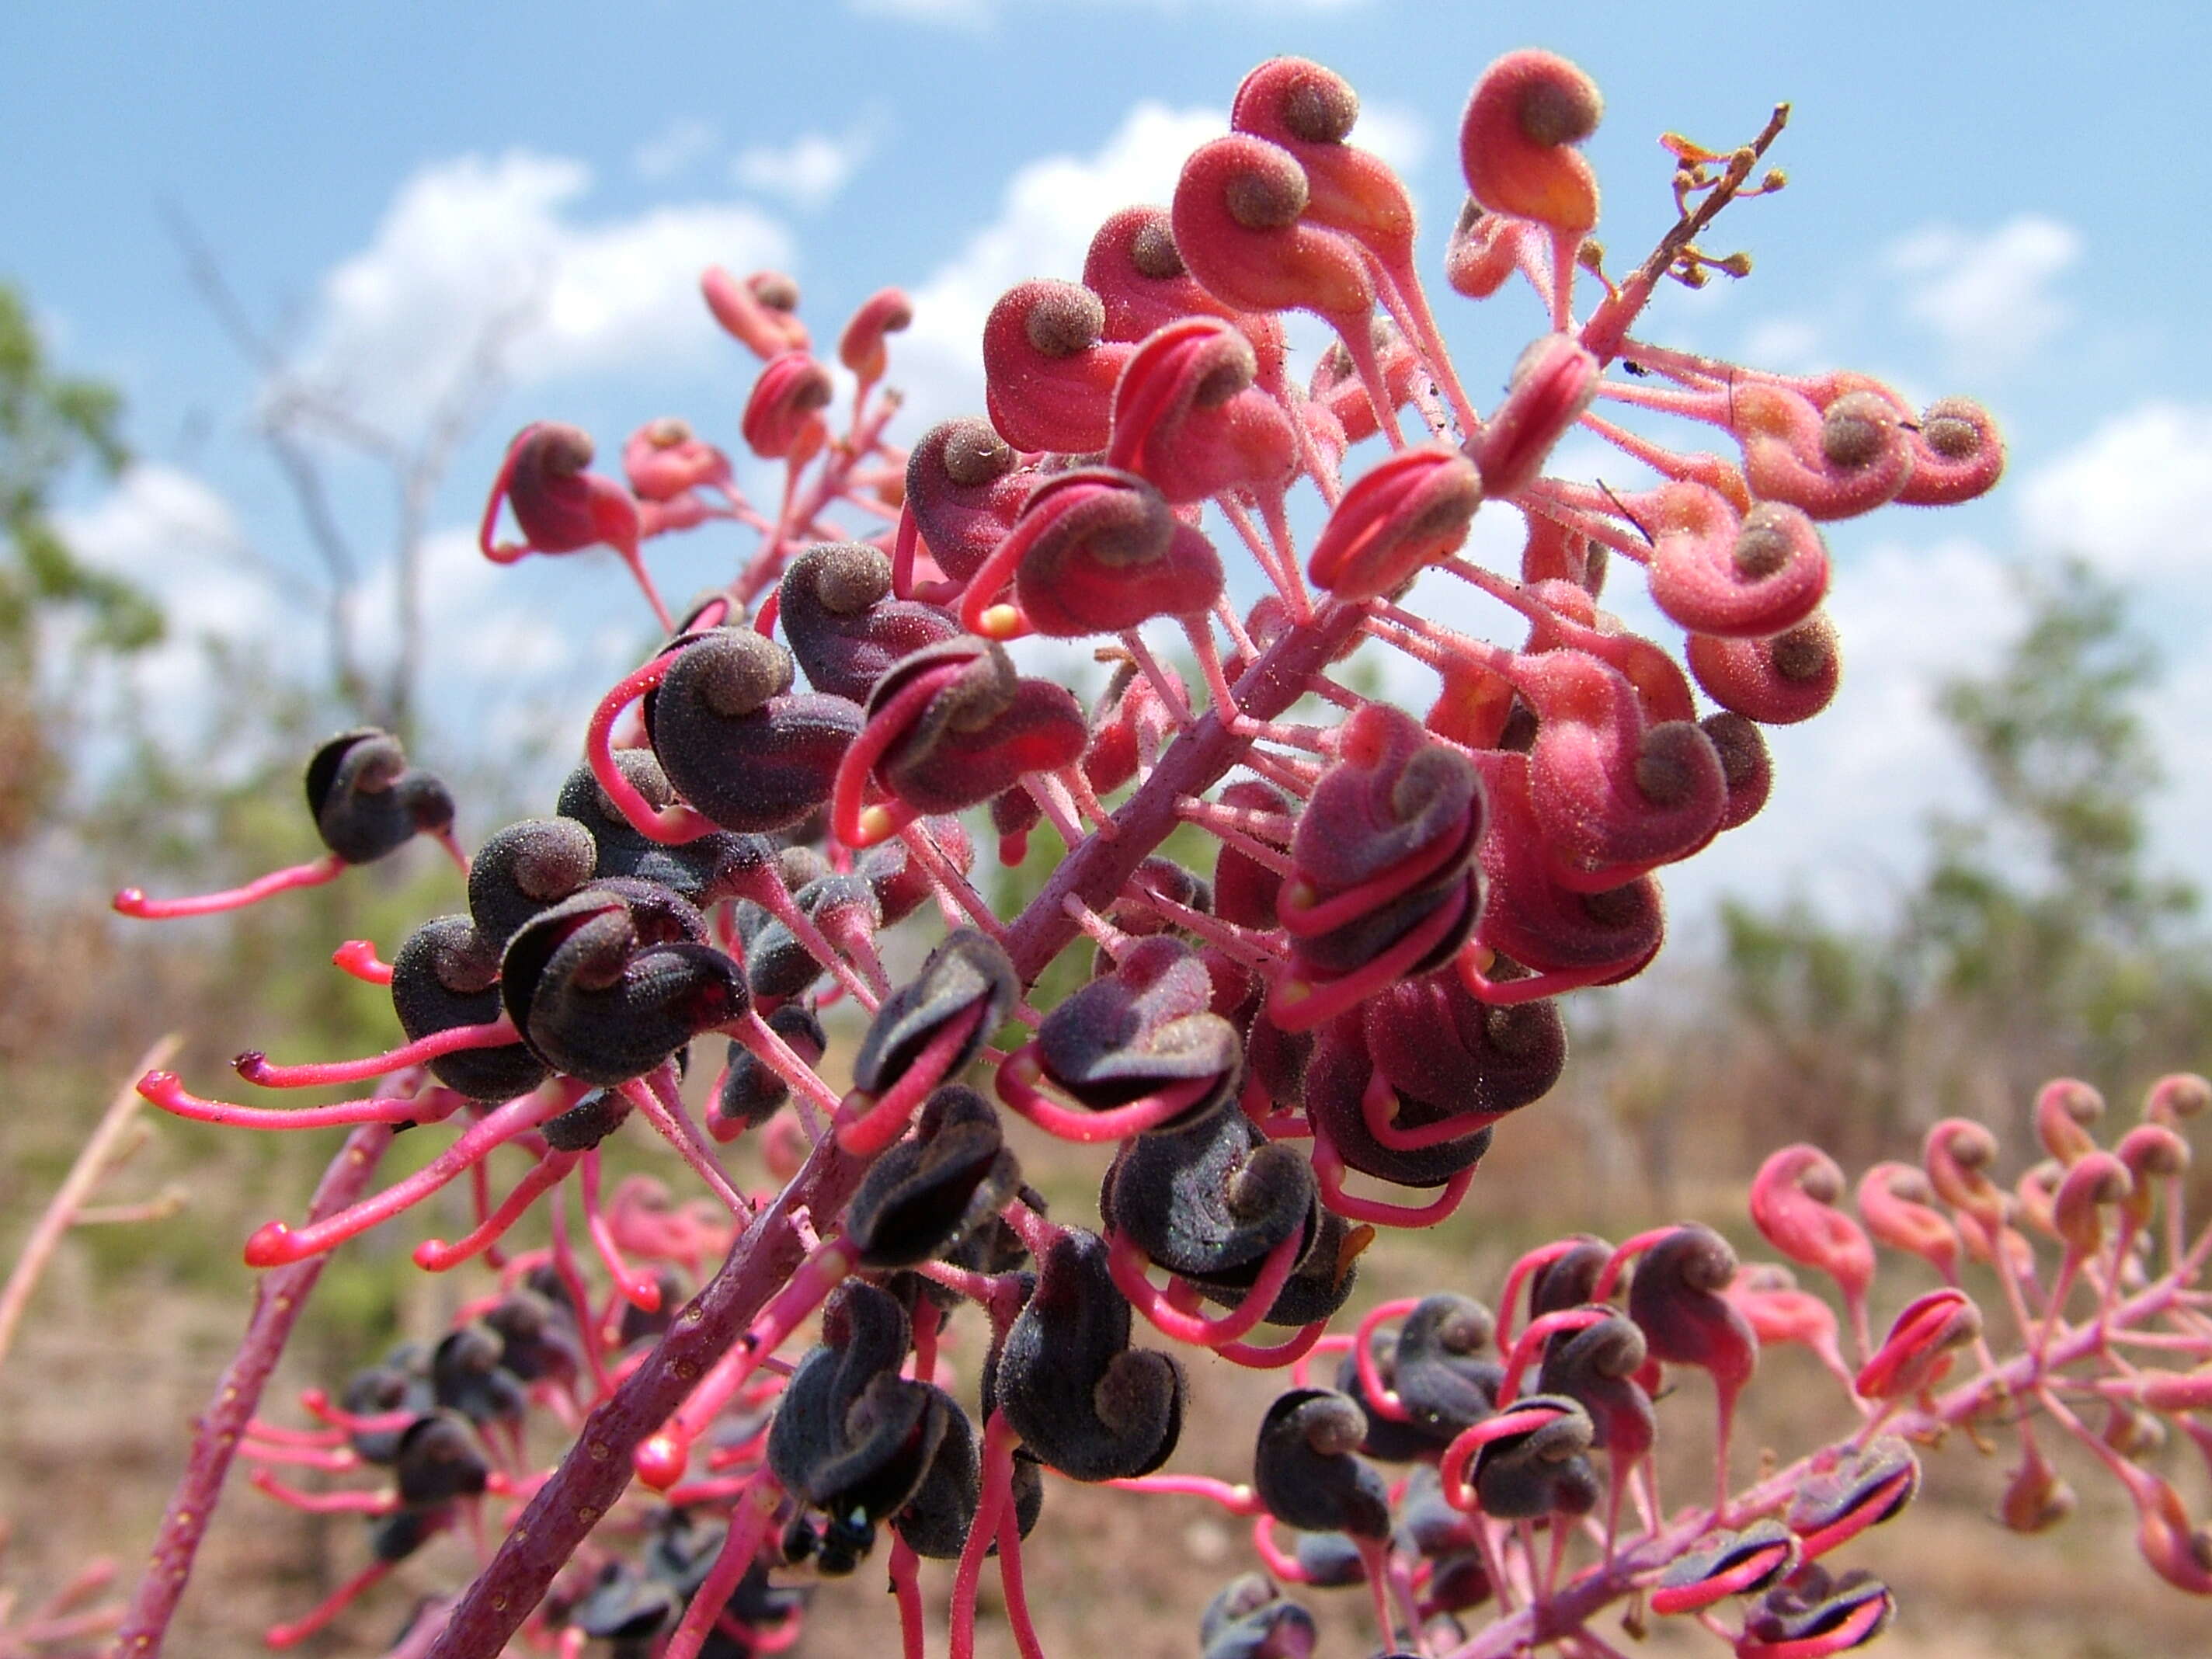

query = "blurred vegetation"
[0,280,162,846]
[1715,558,2212,1163]
[0,278,474,1369]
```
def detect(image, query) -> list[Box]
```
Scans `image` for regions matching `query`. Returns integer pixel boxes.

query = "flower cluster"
[1145,1071,2212,1657]
[94,44,2200,1659]
[235,1208,812,1657]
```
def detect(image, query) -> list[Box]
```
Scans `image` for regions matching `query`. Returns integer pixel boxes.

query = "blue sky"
[6,0,2210,931]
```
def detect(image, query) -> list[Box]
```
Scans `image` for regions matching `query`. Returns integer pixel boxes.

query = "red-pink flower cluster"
[100,45,2206,1659]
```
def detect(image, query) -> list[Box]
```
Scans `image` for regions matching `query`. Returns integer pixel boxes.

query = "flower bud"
[1459,50,1602,237]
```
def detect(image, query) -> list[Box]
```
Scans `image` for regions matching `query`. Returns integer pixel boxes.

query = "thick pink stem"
[419,1125,877,1659]
[1355,1536,1403,1654]
[995,1479,1047,1659]
[888,1536,927,1659]
[111,1124,393,1657]
[949,1411,1018,1659]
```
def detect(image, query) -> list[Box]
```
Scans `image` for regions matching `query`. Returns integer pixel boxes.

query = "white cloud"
[1351,100,1429,180]
[895,101,1224,427]
[56,464,287,743]
[2016,402,2212,894]
[1884,214,2081,378]
[59,463,265,637]
[732,127,876,209]
[632,117,718,182]
[63,461,239,565]
[1739,315,1828,376]
[2019,402,2212,585]
[344,525,499,664]
[297,151,791,430]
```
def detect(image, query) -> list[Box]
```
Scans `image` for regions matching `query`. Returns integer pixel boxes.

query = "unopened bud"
[2000,1444,2075,1534]
[2147,1071,2211,1126]
[2036,1077,2106,1163]
[1855,1287,1980,1402]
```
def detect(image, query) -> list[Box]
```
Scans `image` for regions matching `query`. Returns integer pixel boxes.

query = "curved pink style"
[1749,1145,1876,1348]
[1853,1287,1980,1402]
[1105,1223,1303,1348]
[113,853,346,920]
[1171,134,1403,447]
[996,1045,1223,1143]
[480,423,672,630]
[702,266,809,359]
[1459,50,1602,326]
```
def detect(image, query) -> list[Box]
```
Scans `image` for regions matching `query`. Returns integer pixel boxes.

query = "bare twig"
[110,1122,395,1658]
[420,1129,874,1659]
[1003,600,1368,984]
[0,1035,181,1376]
[1580,103,1791,362]
[162,206,518,733]
[263,423,373,714]
[387,302,525,738]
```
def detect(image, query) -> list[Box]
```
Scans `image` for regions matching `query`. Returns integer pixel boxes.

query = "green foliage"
[1719,558,2211,1141]
[0,280,164,849]
[1923,558,2196,968]
[0,280,160,666]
